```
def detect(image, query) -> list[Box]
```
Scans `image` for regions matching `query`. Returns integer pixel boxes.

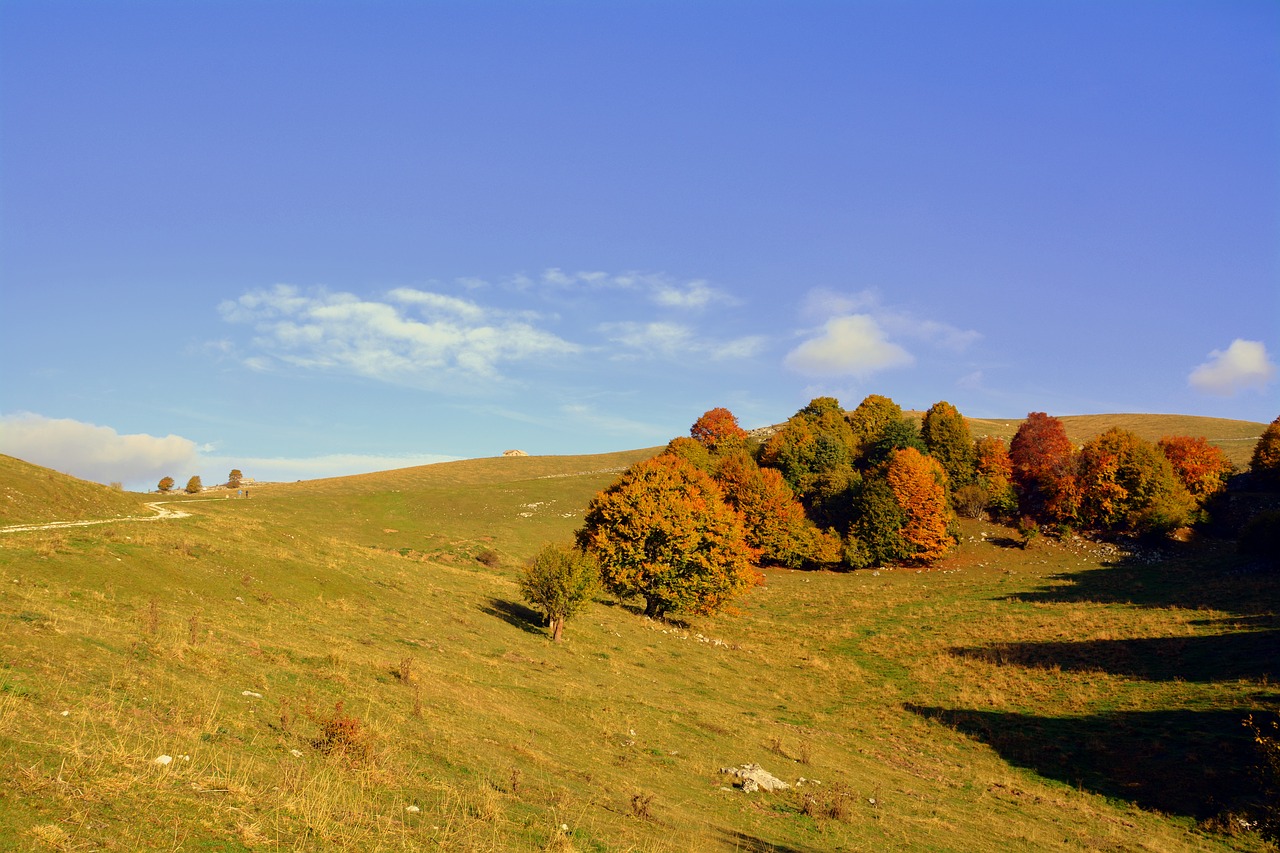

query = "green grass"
[0,446,1276,851]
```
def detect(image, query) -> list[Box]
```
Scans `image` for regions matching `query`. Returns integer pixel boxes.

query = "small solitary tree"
[158,476,175,493]
[518,544,599,642]
[185,476,203,494]
[228,469,243,489]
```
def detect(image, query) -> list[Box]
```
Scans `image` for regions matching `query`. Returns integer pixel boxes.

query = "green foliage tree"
[664,436,713,474]
[846,478,908,568]
[518,544,600,641]
[1251,416,1280,489]
[845,394,904,454]
[1010,412,1079,525]
[862,417,926,469]
[921,401,976,489]
[1076,428,1195,535]
[157,476,175,493]
[185,476,203,494]
[758,397,858,498]
[577,454,760,619]
[228,468,243,489]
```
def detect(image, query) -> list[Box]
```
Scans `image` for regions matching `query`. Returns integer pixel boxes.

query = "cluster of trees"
[156,469,244,494]
[518,404,1277,639]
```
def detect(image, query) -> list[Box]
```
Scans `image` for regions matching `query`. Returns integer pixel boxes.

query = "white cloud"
[1188,339,1276,396]
[0,413,199,486]
[784,314,915,378]
[220,285,579,385]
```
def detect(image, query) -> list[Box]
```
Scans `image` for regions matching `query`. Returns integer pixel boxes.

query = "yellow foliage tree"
[884,447,955,563]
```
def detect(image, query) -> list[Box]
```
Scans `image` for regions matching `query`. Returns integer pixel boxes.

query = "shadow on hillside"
[905,704,1274,819]
[481,598,545,636]
[951,629,1280,683]
[1007,540,1279,616]
[986,536,1023,549]
[712,829,818,853]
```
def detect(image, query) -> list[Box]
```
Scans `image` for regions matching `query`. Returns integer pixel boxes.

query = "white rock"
[290,749,303,758]
[242,690,263,698]
[154,755,173,766]
[405,805,421,813]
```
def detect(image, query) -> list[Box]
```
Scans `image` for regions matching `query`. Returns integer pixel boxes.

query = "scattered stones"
[720,763,790,793]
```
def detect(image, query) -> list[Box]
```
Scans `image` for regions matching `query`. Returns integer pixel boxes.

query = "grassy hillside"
[1,449,1276,851]
[0,454,150,526]
[904,413,1267,468]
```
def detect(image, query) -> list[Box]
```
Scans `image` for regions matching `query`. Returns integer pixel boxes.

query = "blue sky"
[2,0,1277,490]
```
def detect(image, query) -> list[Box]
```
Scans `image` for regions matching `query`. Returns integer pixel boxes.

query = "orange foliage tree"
[973,436,1017,518]
[715,452,835,569]
[884,447,956,563]
[1077,428,1195,534]
[577,454,760,619]
[690,407,748,453]
[1156,436,1233,501]
[1010,412,1079,525]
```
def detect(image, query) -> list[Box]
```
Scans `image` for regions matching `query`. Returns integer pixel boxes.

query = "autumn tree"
[664,436,713,474]
[1156,436,1233,501]
[973,436,1017,518]
[185,476,203,494]
[845,478,908,568]
[845,394,904,454]
[861,417,926,469]
[577,454,760,619]
[1010,412,1079,525]
[758,397,858,498]
[518,544,599,642]
[1077,428,1195,534]
[884,447,956,562]
[1252,416,1280,489]
[716,452,834,569]
[690,407,748,454]
[921,401,976,489]
[157,476,175,493]
[228,468,243,489]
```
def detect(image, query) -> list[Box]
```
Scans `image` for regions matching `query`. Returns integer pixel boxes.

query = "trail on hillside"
[0,498,228,534]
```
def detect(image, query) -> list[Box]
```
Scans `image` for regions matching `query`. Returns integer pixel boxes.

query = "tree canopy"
[577,454,760,619]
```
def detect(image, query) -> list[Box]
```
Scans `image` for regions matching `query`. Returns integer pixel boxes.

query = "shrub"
[185,476,203,494]
[476,549,501,568]
[953,484,989,519]
[311,701,370,761]
[1238,510,1280,568]
[518,543,599,641]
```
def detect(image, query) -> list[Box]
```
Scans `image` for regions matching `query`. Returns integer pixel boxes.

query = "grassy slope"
[0,447,1276,851]
[0,455,151,526]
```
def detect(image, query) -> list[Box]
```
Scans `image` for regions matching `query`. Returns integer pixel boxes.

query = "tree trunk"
[551,617,563,642]
[644,597,663,619]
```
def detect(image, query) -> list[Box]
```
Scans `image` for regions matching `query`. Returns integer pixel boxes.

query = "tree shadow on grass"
[906,704,1274,819]
[711,829,818,853]
[480,598,545,636]
[1006,540,1279,616]
[951,629,1280,683]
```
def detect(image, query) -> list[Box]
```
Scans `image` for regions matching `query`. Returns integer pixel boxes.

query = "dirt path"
[0,497,229,534]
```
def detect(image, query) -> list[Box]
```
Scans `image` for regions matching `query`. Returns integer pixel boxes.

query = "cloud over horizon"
[0,413,200,486]
[1188,339,1276,396]
[784,314,915,378]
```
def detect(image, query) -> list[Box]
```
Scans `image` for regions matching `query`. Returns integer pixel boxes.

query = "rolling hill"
[0,419,1275,851]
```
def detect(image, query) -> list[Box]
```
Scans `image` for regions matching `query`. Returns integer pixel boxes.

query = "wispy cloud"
[0,413,199,486]
[1188,339,1276,396]
[537,269,731,309]
[599,321,765,361]
[219,285,579,386]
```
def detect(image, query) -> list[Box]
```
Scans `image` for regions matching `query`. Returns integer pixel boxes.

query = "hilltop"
[0,413,1275,850]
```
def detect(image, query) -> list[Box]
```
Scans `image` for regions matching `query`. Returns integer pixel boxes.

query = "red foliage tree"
[690,407,748,452]
[1009,412,1079,525]
[1156,435,1233,501]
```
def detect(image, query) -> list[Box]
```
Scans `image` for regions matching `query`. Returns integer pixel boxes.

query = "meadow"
[0,413,1275,852]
